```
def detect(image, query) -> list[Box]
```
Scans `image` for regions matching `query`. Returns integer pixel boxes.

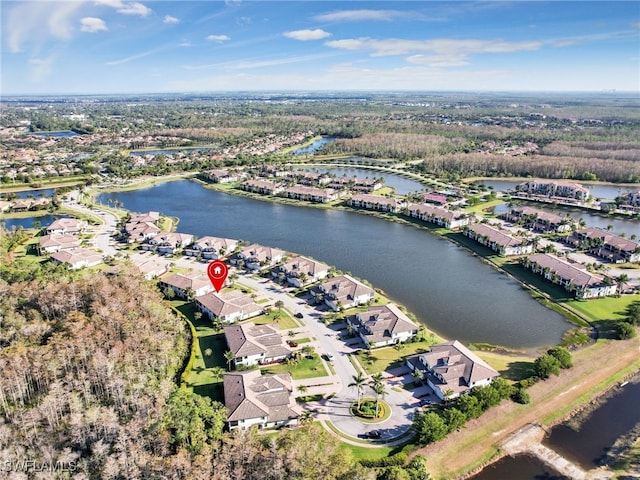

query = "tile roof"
[320,274,374,304]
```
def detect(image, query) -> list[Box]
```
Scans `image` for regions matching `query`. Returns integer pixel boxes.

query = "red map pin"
[207,259,229,293]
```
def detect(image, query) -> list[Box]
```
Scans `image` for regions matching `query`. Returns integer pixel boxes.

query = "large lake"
[98,180,570,349]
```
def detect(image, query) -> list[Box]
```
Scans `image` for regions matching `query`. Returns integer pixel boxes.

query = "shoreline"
[463,175,640,189]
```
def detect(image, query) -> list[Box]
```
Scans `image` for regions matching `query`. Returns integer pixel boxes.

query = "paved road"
[62,193,418,442]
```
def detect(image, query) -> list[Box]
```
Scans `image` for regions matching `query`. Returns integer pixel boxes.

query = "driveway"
[69,196,418,442]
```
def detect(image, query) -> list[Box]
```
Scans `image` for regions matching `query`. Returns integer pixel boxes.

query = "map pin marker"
[207,259,229,293]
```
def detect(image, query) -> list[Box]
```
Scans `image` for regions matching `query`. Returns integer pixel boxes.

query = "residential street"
[60,192,418,442]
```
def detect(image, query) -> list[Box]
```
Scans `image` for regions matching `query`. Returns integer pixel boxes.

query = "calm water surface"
[292,137,336,155]
[475,179,636,200]
[494,202,639,237]
[98,180,570,349]
[1,214,57,230]
[469,454,568,480]
[543,377,640,469]
[299,166,426,194]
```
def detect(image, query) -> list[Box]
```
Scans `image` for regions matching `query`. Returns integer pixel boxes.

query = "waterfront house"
[318,274,375,311]
[348,303,419,348]
[124,211,161,243]
[196,290,263,324]
[406,204,470,230]
[203,168,242,183]
[158,272,214,299]
[465,223,533,256]
[223,322,292,368]
[326,176,383,192]
[524,253,617,298]
[282,185,342,203]
[406,340,500,400]
[0,201,11,213]
[38,233,81,254]
[242,179,285,195]
[224,370,301,430]
[565,227,640,263]
[501,206,573,233]
[50,248,103,270]
[45,217,88,235]
[292,171,331,186]
[184,236,238,259]
[516,179,590,202]
[10,200,31,212]
[232,244,285,271]
[423,193,448,205]
[349,194,404,213]
[273,255,330,287]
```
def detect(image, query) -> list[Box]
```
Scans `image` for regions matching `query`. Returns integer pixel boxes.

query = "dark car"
[294,312,304,319]
[359,430,382,440]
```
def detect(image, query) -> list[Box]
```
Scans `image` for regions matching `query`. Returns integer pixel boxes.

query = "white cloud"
[95,0,152,17]
[183,53,340,71]
[179,40,192,47]
[28,55,55,83]
[163,15,180,24]
[106,48,159,66]
[80,17,108,33]
[325,37,542,65]
[6,2,83,52]
[314,10,408,22]
[284,29,331,41]
[206,34,230,42]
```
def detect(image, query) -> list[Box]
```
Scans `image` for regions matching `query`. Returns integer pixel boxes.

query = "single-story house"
[38,233,81,254]
[406,204,470,230]
[232,244,285,271]
[464,223,533,256]
[524,253,618,299]
[224,370,301,430]
[50,248,103,270]
[223,322,292,368]
[348,303,419,348]
[11,200,31,212]
[184,236,238,260]
[196,290,263,324]
[406,340,500,400]
[349,194,404,213]
[318,274,375,311]
[158,272,214,299]
[273,255,330,287]
[45,217,88,235]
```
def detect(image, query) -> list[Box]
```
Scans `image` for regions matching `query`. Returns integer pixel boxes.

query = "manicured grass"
[372,186,395,196]
[464,199,505,215]
[474,350,536,382]
[250,310,298,330]
[356,338,438,375]
[261,354,328,380]
[564,295,638,322]
[0,210,52,220]
[0,175,89,193]
[293,337,312,344]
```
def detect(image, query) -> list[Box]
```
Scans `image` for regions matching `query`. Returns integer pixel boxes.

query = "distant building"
[406,204,470,230]
[501,206,573,233]
[565,227,640,263]
[318,274,375,311]
[232,244,285,271]
[45,217,88,235]
[516,179,590,202]
[349,194,404,213]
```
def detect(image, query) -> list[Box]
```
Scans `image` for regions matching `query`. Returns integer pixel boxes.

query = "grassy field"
[355,338,438,374]
[463,198,505,215]
[261,353,328,380]
[250,309,299,330]
[473,350,536,382]
[0,175,89,193]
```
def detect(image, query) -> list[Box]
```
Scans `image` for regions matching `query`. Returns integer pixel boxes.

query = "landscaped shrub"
[547,346,572,368]
[534,353,561,379]
[512,387,531,404]
[360,452,408,468]
[617,322,636,339]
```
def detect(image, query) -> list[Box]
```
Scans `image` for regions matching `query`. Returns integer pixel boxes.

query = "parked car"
[295,312,304,319]
[287,341,298,347]
[358,430,382,439]
[325,353,334,362]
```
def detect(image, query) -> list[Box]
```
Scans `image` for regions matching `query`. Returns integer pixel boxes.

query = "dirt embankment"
[413,336,640,480]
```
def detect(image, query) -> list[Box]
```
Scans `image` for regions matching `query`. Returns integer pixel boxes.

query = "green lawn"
[261,354,328,380]
[464,198,505,215]
[249,310,298,330]
[564,295,638,322]
[474,350,536,382]
[355,338,439,375]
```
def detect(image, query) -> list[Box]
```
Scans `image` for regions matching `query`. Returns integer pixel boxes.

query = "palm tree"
[211,366,226,382]
[371,381,387,417]
[349,372,367,408]
[224,350,235,371]
[297,384,308,397]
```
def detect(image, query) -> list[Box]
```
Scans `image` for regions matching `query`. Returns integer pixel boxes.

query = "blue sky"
[2,1,639,95]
